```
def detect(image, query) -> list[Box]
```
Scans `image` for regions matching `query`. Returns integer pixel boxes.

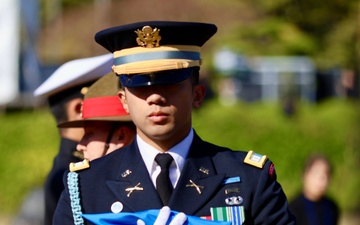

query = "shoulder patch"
[244,150,268,168]
[69,159,90,172]
[268,163,276,179]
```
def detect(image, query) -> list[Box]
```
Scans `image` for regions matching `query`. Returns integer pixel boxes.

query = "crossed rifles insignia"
[186,180,204,194]
[125,183,144,197]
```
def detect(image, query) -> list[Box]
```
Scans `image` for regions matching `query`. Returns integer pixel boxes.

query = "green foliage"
[214,0,358,70]
[219,18,316,56]
[40,0,91,9]
[193,98,360,211]
[0,109,58,215]
[61,0,92,8]
[1,99,360,217]
[37,0,357,70]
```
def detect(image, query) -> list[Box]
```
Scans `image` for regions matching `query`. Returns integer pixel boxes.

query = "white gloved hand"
[168,211,187,225]
[137,219,146,225]
[136,206,187,225]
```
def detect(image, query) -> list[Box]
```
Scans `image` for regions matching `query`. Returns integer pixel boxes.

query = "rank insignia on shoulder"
[244,150,268,168]
[69,159,90,172]
[72,150,84,160]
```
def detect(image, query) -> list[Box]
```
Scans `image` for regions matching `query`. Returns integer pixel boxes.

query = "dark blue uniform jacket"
[44,138,80,225]
[54,133,296,225]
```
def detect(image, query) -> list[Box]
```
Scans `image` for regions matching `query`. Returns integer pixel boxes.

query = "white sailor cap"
[34,54,113,97]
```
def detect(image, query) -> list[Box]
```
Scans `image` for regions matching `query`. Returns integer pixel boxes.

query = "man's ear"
[67,98,83,120]
[113,126,135,148]
[118,90,129,113]
[193,84,206,109]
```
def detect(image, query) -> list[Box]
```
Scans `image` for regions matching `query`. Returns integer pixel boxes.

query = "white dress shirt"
[137,129,194,188]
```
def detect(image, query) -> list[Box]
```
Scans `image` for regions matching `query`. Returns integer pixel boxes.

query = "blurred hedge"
[193,98,360,212]
[0,98,359,217]
[0,108,58,216]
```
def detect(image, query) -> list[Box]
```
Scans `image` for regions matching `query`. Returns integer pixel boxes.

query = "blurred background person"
[58,72,136,162]
[31,54,113,225]
[289,154,339,225]
[57,72,136,224]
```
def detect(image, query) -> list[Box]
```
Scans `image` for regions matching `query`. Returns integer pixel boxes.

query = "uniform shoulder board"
[72,150,84,160]
[69,159,90,172]
[244,150,268,168]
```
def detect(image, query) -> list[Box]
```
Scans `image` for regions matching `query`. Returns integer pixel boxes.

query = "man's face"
[77,121,116,161]
[120,78,205,150]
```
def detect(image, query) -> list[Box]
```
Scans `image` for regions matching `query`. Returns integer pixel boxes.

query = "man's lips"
[148,112,169,123]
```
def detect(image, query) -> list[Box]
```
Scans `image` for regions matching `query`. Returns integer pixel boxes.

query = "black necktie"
[155,153,174,205]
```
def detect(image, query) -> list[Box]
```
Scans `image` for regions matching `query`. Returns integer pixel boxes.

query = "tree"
[218,0,359,70]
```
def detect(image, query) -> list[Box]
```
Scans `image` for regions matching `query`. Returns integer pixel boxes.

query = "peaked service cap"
[58,72,131,128]
[34,54,113,98]
[94,21,217,87]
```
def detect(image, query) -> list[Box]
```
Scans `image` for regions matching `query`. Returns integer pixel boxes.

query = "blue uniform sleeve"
[251,161,297,225]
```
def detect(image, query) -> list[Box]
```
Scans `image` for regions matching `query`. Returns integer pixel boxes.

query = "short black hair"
[189,67,200,85]
[49,100,69,124]
[48,80,95,124]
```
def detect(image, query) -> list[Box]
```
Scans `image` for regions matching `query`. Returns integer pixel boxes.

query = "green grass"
[0,108,59,215]
[1,99,360,217]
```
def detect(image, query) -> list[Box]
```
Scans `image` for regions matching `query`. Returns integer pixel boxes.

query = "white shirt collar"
[137,129,194,187]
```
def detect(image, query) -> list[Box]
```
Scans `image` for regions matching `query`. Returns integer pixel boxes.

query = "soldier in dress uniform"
[57,72,136,162]
[34,54,113,225]
[54,21,296,225]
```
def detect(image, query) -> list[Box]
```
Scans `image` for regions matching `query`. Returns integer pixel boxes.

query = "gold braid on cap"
[112,26,202,75]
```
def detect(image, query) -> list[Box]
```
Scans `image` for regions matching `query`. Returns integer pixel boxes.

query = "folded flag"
[82,209,231,225]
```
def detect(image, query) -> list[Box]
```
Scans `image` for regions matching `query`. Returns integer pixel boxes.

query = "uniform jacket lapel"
[105,133,226,214]
[169,133,226,214]
[105,140,163,212]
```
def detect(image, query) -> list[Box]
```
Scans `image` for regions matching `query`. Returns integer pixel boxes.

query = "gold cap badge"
[135,26,161,48]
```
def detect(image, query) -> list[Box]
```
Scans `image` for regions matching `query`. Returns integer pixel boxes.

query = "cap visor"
[120,68,193,88]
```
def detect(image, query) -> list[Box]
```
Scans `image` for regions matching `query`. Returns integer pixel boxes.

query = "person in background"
[33,54,113,225]
[57,72,136,161]
[54,21,295,225]
[289,153,339,225]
